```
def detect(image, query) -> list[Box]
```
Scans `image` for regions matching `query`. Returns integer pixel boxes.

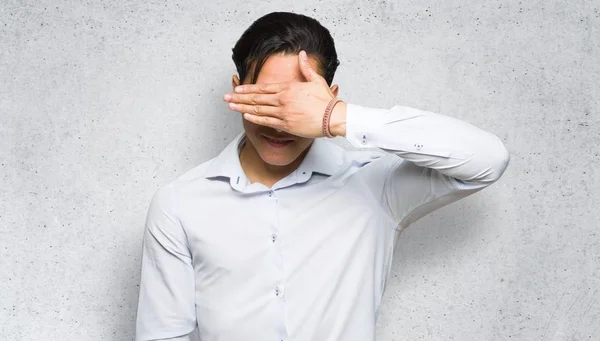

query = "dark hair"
[231,12,340,86]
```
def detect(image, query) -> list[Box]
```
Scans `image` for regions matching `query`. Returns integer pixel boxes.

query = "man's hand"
[223,50,346,138]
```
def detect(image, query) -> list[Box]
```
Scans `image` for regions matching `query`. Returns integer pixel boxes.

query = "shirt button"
[271,234,277,243]
[268,190,274,197]
[275,287,280,296]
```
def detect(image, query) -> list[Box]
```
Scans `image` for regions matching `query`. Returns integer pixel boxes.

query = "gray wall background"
[1,0,599,340]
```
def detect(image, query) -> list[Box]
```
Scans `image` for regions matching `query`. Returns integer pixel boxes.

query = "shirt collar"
[204,132,247,185]
[297,136,343,177]
[204,132,343,183]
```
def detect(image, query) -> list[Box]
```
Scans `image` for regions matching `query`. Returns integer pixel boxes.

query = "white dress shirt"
[135,103,510,341]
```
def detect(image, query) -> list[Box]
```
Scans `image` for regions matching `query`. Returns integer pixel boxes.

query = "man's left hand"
[223,50,346,138]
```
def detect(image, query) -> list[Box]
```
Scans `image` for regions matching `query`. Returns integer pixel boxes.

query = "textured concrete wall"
[1,1,598,340]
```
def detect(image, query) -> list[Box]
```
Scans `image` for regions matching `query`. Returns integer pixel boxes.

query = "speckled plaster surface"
[1,1,599,340]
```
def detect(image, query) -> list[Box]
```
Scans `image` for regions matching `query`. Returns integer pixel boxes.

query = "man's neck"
[239,141,307,189]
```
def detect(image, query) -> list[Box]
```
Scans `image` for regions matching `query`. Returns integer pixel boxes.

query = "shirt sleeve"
[344,103,510,229]
[135,184,197,341]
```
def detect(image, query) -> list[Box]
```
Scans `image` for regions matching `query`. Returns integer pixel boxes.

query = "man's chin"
[260,155,297,167]
[256,147,299,166]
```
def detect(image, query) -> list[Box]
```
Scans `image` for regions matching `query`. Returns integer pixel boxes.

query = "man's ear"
[330,84,339,97]
[232,75,241,90]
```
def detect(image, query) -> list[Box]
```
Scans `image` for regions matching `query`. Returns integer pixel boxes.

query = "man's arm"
[135,184,197,341]
[222,51,509,226]
[333,102,510,229]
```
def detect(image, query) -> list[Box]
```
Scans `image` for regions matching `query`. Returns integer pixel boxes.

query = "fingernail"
[223,94,231,101]
[235,86,244,93]
[301,51,307,61]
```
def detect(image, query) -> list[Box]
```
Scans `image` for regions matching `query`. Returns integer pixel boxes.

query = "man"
[135,11,509,341]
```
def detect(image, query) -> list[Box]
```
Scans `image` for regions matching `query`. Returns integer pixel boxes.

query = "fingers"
[299,50,326,85]
[224,93,280,107]
[227,102,279,117]
[224,92,282,117]
[299,50,314,82]
[242,113,286,130]
[234,82,284,94]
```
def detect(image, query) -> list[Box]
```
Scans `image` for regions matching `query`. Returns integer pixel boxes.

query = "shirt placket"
[268,188,288,341]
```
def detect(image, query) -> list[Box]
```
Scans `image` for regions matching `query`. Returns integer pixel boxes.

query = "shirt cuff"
[344,103,387,148]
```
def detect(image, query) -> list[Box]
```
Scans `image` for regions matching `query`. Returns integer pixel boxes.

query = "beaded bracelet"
[322,98,343,138]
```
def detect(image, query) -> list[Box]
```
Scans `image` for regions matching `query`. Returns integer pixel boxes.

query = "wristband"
[322,98,343,138]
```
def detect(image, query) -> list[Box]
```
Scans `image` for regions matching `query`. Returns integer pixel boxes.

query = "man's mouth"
[262,135,295,148]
